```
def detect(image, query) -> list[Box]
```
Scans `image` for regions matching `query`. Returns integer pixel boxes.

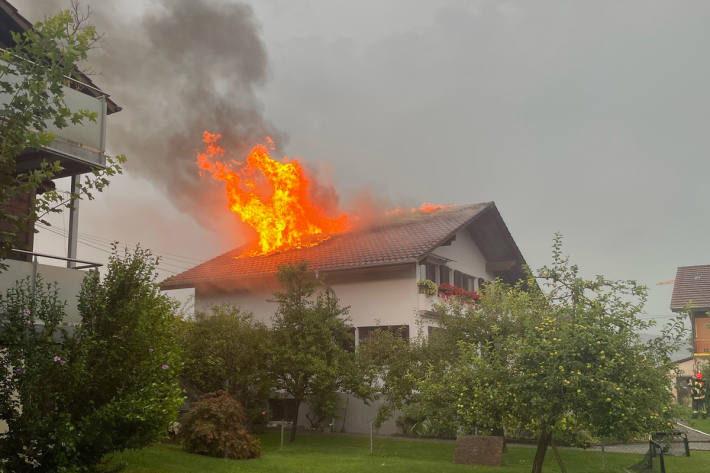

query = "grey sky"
[17,0,707,331]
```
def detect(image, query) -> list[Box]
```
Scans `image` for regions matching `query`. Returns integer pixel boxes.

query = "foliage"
[355,327,420,430]
[181,305,273,428]
[421,234,686,473]
[270,262,358,441]
[416,279,437,296]
[0,246,184,472]
[180,390,262,460]
[0,6,124,269]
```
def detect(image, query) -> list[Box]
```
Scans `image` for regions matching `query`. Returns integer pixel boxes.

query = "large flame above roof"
[196,131,349,256]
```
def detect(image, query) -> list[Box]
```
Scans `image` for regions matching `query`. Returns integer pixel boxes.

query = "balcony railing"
[0,60,108,173]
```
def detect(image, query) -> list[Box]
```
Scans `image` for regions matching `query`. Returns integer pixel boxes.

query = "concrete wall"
[0,259,88,325]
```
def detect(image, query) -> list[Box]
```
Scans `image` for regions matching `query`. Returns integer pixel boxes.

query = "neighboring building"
[670,264,710,405]
[0,0,121,323]
[162,202,527,434]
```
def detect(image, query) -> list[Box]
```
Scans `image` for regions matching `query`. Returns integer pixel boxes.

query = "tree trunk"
[531,430,552,473]
[290,399,301,442]
[550,438,567,473]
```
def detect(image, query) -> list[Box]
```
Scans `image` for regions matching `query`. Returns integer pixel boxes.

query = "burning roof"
[161,202,526,290]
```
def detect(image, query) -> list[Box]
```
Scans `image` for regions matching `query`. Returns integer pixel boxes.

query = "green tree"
[270,263,356,442]
[181,305,273,427]
[430,234,686,473]
[355,328,420,431]
[0,246,184,472]
[0,5,124,269]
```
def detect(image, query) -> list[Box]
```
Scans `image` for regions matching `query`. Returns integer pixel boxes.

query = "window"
[427,326,443,338]
[426,263,437,281]
[268,398,299,421]
[453,270,463,288]
[358,325,410,343]
[439,267,450,285]
[340,327,356,352]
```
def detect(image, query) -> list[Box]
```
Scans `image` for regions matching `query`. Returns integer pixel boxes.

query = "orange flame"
[196,131,349,256]
[385,203,452,216]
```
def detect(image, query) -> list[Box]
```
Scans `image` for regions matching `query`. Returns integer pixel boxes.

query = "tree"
[0,246,184,472]
[0,5,124,269]
[270,263,356,442]
[355,328,421,432]
[181,305,273,428]
[427,234,686,473]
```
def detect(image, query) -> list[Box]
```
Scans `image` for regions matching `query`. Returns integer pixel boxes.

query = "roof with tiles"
[162,202,494,289]
[671,265,710,312]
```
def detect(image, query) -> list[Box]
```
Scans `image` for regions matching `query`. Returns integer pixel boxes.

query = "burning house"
[161,131,528,434]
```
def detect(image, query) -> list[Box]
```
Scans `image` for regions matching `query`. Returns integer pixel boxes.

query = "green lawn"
[98,433,710,473]
[686,416,710,434]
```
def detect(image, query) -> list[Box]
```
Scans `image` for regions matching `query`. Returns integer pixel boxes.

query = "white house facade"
[163,202,527,435]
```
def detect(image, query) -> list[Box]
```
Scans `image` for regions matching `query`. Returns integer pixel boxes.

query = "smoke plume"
[18,0,286,240]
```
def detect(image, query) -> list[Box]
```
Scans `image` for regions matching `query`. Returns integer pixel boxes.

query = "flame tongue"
[197,131,349,256]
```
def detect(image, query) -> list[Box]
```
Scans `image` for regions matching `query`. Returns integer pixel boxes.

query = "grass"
[685,416,710,434]
[97,432,710,473]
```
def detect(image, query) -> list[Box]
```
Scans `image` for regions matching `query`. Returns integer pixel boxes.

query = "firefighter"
[689,372,707,419]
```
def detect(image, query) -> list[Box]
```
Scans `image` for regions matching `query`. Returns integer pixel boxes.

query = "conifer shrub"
[180,390,262,459]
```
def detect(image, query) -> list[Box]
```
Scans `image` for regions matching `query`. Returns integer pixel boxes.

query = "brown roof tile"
[162,203,493,289]
[670,265,710,311]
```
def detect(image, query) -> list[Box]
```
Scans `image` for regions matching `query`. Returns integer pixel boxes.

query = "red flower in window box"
[438,283,479,304]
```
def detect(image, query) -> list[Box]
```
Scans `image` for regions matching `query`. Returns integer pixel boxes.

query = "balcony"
[417,292,439,316]
[1,65,109,178]
[0,250,101,325]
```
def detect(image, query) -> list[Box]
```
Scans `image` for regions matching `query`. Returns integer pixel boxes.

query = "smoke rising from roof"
[18,0,286,241]
[100,0,285,237]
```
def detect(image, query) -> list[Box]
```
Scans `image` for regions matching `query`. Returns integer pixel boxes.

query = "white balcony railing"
[43,83,107,165]
[417,292,439,316]
[0,61,107,168]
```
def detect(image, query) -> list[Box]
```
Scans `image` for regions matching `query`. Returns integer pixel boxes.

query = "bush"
[180,391,262,460]
[0,246,184,472]
[180,306,273,429]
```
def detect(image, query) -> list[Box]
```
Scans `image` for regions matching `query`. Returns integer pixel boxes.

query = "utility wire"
[37,224,188,275]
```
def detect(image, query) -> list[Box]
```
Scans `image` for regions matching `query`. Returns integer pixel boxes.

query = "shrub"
[180,306,273,428]
[0,246,184,472]
[180,391,262,460]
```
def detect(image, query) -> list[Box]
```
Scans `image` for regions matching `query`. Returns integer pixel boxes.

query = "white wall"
[191,234,494,434]
[428,229,495,282]
[195,266,420,330]
[297,394,399,435]
[0,259,88,325]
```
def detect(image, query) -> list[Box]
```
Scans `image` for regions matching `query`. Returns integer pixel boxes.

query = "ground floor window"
[357,325,409,344]
[268,398,299,421]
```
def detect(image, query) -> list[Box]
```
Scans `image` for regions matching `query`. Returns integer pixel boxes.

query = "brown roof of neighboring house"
[670,265,710,312]
[162,202,527,291]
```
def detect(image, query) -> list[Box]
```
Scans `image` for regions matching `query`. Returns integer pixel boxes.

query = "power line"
[37,224,191,275]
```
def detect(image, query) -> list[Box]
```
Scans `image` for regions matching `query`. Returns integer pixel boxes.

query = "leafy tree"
[0,246,184,472]
[425,234,686,473]
[270,263,356,442]
[0,5,124,269]
[181,305,273,427]
[72,245,184,465]
[355,328,420,431]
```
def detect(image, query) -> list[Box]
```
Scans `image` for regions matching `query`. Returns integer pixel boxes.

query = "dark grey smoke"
[18,0,285,235]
